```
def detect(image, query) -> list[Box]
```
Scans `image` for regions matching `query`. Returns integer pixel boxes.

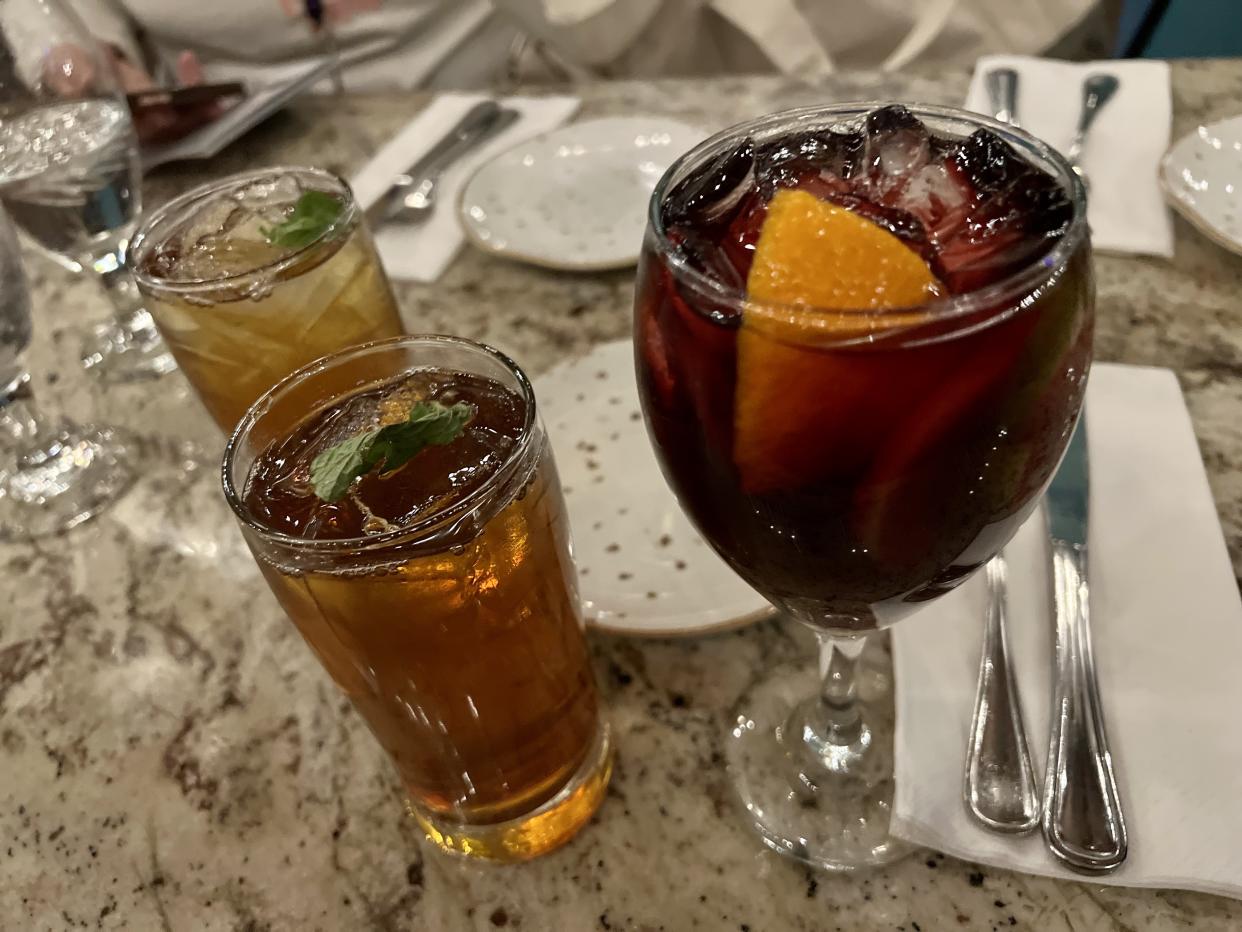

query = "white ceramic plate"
[458,116,706,272]
[1160,116,1242,255]
[534,339,770,637]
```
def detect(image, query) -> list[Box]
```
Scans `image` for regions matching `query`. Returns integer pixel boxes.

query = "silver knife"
[1042,414,1128,872]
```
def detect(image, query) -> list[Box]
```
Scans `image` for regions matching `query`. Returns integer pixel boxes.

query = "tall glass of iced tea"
[223,335,611,861]
[636,103,1092,870]
[130,167,404,430]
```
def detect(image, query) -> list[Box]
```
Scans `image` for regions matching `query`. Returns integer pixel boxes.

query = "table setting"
[2,12,1242,928]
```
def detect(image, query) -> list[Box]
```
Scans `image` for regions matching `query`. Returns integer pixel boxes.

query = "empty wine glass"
[0,0,175,381]
[0,206,132,537]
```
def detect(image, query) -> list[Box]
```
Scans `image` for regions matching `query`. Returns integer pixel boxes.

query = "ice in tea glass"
[223,335,611,861]
[636,103,1093,870]
[130,167,404,429]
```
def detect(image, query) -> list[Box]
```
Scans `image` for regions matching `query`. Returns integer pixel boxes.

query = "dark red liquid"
[636,106,1093,628]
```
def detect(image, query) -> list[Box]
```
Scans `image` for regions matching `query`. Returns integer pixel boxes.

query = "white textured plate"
[534,339,770,636]
[458,116,705,271]
[1160,115,1242,255]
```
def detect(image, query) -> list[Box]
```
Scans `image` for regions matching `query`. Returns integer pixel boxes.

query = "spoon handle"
[1066,73,1119,166]
[964,554,1040,833]
[985,68,1020,126]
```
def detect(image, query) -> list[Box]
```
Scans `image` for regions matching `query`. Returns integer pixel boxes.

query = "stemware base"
[81,308,177,383]
[725,660,916,872]
[0,423,134,539]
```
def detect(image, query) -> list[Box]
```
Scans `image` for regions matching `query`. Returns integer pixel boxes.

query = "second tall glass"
[130,166,404,431]
[223,336,611,861]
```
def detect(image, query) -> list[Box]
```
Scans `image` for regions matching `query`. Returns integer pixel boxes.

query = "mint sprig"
[261,190,344,249]
[309,400,475,503]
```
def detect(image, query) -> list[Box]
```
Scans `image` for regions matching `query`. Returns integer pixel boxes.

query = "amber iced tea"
[132,167,403,429]
[223,337,610,861]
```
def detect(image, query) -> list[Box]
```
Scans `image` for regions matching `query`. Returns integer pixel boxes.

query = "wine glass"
[634,102,1093,870]
[0,0,175,381]
[0,205,132,537]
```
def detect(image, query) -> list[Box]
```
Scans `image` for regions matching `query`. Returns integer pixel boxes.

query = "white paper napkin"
[351,93,580,282]
[891,363,1242,897]
[965,55,1174,258]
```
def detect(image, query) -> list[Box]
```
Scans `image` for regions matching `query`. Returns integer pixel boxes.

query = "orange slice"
[734,188,942,493]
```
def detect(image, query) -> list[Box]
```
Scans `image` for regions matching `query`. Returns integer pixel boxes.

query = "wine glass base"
[0,425,134,539]
[81,310,177,383]
[725,661,917,872]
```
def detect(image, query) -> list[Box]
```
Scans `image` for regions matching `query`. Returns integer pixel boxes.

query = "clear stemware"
[0,205,131,537]
[634,102,1093,870]
[0,0,174,381]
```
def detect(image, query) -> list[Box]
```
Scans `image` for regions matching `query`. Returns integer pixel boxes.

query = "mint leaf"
[307,430,377,504]
[261,190,344,249]
[309,400,475,503]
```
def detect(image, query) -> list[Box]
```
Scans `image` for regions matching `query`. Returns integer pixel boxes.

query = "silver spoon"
[968,70,1042,836]
[1065,74,1120,190]
[985,68,1020,127]
[963,553,1040,833]
[376,101,520,226]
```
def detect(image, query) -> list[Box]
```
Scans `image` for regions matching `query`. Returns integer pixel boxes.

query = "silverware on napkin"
[964,552,1040,834]
[985,68,1020,126]
[1043,414,1128,873]
[371,100,520,227]
[1065,74,1119,190]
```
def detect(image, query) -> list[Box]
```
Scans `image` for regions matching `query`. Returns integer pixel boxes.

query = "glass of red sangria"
[635,103,1092,870]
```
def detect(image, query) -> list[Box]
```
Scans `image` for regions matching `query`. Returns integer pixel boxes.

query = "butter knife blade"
[1042,413,1128,872]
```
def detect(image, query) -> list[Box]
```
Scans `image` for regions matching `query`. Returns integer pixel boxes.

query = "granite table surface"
[5,60,1242,931]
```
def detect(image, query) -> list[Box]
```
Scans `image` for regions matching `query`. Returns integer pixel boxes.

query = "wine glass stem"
[91,250,146,324]
[816,633,867,746]
[0,372,55,465]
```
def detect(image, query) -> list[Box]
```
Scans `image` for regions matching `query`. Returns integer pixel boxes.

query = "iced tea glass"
[130,167,404,430]
[223,335,611,862]
[636,103,1092,870]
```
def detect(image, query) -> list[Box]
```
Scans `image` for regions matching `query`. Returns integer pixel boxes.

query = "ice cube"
[826,129,866,180]
[933,128,1072,290]
[895,160,969,228]
[862,105,931,185]
[752,130,864,197]
[951,129,1016,196]
[668,227,747,292]
[664,139,755,225]
[232,173,305,213]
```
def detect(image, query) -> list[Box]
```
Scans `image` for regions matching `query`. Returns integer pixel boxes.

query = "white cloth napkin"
[891,363,1242,897]
[965,55,1174,258]
[351,93,581,282]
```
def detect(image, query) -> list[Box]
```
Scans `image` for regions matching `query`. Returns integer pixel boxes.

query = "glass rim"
[221,334,539,553]
[648,100,1089,322]
[128,165,360,295]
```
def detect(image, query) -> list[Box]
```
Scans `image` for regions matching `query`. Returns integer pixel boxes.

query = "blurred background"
[39,0,1242,106]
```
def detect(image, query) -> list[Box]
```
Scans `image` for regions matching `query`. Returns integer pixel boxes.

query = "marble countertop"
[5,61,1242,931]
